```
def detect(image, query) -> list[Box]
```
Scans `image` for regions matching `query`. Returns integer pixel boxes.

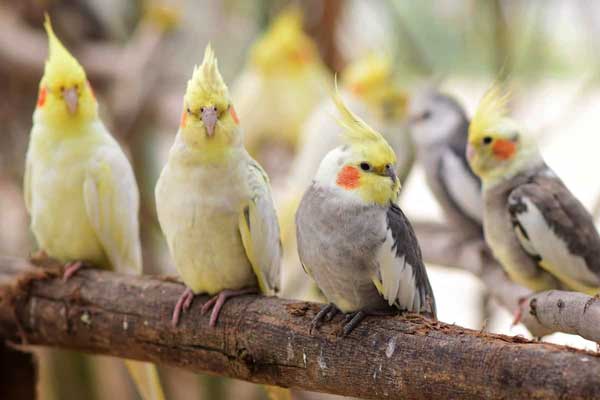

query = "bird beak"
[384,165,398,184]
[201,107,218,137]
[63,87,79,115]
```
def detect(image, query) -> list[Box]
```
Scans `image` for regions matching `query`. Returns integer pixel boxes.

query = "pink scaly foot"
[201,288,257,327]
[512,297,528,327]
[63,261,83,281]
[172,288,195,327]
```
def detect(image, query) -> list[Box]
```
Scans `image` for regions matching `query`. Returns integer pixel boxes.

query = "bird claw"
[201,288,256,327]
[511,297,528,327]
[341,311,367,337]
[172,288,194,327]
[310,303,338,335]
[62,261,84,281]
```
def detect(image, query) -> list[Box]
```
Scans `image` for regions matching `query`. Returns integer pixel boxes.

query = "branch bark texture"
[1,257,600,399]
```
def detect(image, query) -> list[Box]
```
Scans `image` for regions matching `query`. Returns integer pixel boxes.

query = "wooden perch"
[1,257,600,399]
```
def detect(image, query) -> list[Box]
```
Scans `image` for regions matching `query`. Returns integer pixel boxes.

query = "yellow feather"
[184,44,229,111]
[468,83,511,141]
[43,15,86,87]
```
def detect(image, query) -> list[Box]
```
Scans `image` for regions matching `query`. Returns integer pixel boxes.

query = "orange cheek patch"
[336,166,360,189]
[180,110,187,128]
[37,86,47,108]
[229,105,239,125]
[492,139,516,160]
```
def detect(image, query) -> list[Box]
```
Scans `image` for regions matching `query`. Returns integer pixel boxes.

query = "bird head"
[408,90,468,148]
[467,85,539,183]
[342,53,408,120]
[250,8,320,75]
[181,45,240,154]
[315,82,400,206]
[37,16,97,129]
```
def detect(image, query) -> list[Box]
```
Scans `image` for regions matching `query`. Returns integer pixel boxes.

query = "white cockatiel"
[295,85,436,336]
[155,45,281,328]
[279,54,413,300]
[409,90,483,237]
[467,85,600,295]
[25,16,164,400]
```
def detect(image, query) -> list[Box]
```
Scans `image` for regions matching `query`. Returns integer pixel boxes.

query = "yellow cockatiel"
[231,7,330,159]
[24,16,164,400]
[155,45,282,327]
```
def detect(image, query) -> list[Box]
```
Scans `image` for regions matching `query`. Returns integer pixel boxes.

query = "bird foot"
[342,311,367,337]
[62,261,84,281]
[511,297,528,327]
[310,303,339,334]
[201,288,257,327]
[172,288,195,327]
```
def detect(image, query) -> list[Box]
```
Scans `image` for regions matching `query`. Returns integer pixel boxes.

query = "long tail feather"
[124,360,166,400]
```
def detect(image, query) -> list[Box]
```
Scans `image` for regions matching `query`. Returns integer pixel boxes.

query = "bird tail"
[124,359,166,400]
[264,385,292,400]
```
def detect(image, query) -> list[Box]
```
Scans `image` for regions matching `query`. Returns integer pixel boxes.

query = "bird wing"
[83,142,142,275]
[372,203,437,317]
[238,159,282,294]
[508,172,600,293]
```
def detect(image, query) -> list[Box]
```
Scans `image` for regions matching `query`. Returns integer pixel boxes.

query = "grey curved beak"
[201,107,218,137]
[63,87,79,115]
[385,165,397,183]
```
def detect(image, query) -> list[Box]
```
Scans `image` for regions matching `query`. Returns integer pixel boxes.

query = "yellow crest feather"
[332,79,396,164]
[185,44,229,108]
[469,83,511,139]
[332,79,386,144]
[342,53,392,90]
[43,14,86,86]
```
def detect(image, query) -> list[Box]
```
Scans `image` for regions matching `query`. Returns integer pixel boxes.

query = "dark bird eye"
[200,107,205,112]
[213,106,218,112]
[186,107,191,114]
[359,162,371,171]
[483,136,493,145]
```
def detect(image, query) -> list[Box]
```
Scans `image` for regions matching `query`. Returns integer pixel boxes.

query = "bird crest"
[43,15,87,86]
[469,83,511,139]
[342,53,392,93]
[185,44,229,109]
[332,79,396,163]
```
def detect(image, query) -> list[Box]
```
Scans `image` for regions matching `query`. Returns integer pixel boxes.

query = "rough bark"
[1,257,600,400]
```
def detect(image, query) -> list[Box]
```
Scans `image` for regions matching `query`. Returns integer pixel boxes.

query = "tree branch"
[1,256,600,399]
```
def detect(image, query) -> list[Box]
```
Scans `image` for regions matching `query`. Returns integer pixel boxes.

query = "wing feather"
[238,159,281,294]
[83,144,142,275]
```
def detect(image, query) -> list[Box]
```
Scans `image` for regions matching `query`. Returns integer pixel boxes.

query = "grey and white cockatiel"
[295,87,436,336]
[279,53,414,301]
[467,86,600,295]
[409,90,483,237]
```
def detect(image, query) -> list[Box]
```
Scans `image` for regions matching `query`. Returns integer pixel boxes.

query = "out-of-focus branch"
[413,220,552,337]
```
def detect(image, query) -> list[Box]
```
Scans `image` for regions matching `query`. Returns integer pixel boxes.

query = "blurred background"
[2,0,600,399]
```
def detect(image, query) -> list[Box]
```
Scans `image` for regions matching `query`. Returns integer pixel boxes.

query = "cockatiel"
[24,17,164,400]
[279,53,414,300]
[295,84,436,336]
[409,90,483,237]
[467,85,600,295]
[231,7,330,159]
[155,45,282,328]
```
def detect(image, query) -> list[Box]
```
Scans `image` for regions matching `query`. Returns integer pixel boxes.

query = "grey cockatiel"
[295,87,436,336]
[409,90,482,237]
[467,86,600,295]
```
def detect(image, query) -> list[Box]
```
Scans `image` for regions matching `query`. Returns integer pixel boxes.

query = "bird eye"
[385,164,392,170]
[200,107,205,112]
[212,106,217,112]
[359,162,372,171]
[483,136,493,145]
[421,110,432,120]
[186,107,192,114]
